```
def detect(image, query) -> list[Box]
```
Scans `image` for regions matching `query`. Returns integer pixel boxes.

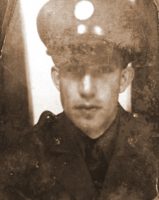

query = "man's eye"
[63,65,76,73]
[64,65,83,74]
[66,66,75,73]
[97,66,113,74]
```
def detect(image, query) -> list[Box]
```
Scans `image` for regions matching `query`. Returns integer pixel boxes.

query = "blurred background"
[0,0,159,137]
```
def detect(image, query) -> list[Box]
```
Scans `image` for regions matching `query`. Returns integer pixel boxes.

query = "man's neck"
[84,109,118,139]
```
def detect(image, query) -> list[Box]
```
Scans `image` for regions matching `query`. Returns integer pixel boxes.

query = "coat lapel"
[98,108,157,200]
[45,113,96,200]
[53,150,96,200]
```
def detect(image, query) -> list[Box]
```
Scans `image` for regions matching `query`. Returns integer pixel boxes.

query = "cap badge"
[74,0,94,21]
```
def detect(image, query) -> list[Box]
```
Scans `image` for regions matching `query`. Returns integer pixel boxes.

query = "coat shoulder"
[102,109,158,200]
[119,108,155,142]
[0,111,69,199]
[34,110,58,129]
[32,111,70,146]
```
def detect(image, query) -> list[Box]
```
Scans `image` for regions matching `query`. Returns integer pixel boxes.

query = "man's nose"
[79,74,95,98]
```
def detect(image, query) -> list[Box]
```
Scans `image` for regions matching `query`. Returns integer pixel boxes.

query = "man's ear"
[119,63,134,93]
[51,66,60,91]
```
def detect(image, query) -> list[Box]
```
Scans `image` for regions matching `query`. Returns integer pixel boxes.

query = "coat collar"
[39,106,157,200]
[41,106,125,200]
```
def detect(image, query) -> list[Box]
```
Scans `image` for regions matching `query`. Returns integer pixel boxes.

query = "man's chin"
[73,118,100,134]
[72,114,96,126]
[77,125,102,138]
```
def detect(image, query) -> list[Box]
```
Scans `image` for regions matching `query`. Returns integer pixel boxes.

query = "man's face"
[52,49,132,138]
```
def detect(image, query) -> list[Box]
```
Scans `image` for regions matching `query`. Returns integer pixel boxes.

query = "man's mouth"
[74,104,101,113]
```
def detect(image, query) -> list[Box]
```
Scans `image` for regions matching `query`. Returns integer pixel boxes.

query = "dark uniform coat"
[0,106,158,200]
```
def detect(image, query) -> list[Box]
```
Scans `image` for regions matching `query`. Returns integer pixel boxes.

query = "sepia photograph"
[0,0,159,199]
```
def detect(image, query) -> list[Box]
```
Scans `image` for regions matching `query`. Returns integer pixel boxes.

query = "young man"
[0,0,159,199]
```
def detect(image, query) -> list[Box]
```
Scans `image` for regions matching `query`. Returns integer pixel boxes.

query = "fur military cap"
[37,0,158,67]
